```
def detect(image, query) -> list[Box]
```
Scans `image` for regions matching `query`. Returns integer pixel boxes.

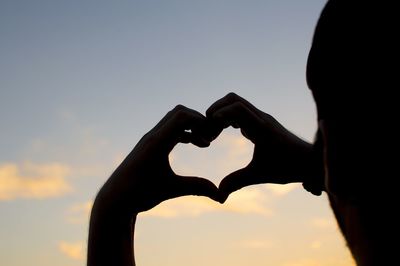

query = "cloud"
[66,200,93,224]
[141,196,216,218]
[282,259,323,266]
[234,239,274,249]
[282,258,356,266]
[23,112,115,180]
[0,162,72,200]
[310,217,337,230]
[142,187,272,218]
[265,183,300,196]
[223,186,272,215]
[58,241,85,261]
[310,240,322,249]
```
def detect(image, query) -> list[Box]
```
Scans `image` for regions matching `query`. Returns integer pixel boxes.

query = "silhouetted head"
[306,1,395,264]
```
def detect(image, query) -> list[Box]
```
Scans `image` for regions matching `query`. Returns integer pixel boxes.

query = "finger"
[178,131,192,144]
[150,104,186,133]
[153,105,207,135]
[218,166,260,202]
[157,106,211,150]
[178,129,211,147]
[206,92,262,119]
[171,175,223,203]
[211,101,264,141]
[193,119,224,143]
[161,106,205,135]
[187,132,211,148]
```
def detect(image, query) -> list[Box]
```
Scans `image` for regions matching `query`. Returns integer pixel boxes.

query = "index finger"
[206,92,261,119]
[156,105,211,151]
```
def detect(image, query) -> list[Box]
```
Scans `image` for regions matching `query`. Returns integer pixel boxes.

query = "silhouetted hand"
[95,105,221,216]
[88,105,221,266]
[207,93,320,200]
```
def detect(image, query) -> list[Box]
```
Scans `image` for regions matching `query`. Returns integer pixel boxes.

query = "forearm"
[87,193,137,266]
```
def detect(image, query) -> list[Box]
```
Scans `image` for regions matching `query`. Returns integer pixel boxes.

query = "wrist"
[88,196,137,266]
[91,188,138,224]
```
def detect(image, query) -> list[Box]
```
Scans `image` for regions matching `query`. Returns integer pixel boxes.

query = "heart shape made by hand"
[170,127,254,186]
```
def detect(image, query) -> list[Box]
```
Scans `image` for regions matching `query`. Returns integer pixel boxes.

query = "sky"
[0,0,355,265]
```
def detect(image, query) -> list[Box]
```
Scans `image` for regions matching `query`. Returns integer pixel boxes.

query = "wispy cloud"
[66,200,93,224]
[142,187,272,218]
[310,240,322,249]
[310,217,337,230]
[23,111,115,180]
[0,162,72,200]
[141,196,216,218]
[234,238,274,249]
[58,241,85,261]
[282,257,356,266]
[223,186,272,215]
[264,183,300,196]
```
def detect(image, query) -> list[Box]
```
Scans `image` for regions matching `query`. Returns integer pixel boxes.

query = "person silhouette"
[207,1,396,265]
[88,1,396,265]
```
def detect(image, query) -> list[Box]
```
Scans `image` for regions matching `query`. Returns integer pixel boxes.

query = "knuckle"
[226,92,239,101]
[173,104,186,111]
[174,108,190,121]
[169,104,188,117]
[263,112,276,123]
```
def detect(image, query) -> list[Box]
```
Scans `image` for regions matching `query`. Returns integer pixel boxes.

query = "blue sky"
[0,1,355,265]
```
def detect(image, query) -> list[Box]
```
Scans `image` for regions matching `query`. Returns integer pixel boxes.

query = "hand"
[88,105,223,266]
[95,105,221,218]
[206,93,319,200]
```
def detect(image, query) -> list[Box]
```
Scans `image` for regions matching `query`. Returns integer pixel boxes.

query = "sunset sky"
[0,0,355,265]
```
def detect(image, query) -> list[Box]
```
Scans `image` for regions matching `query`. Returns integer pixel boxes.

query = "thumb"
[172,175,223,203]
[218,167,258,202]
